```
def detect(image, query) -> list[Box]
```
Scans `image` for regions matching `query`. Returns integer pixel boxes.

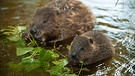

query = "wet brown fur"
[25,0,96,45]
[68,31,114,65]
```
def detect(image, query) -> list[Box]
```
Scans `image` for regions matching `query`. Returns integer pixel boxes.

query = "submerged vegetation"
[0,25,79,76]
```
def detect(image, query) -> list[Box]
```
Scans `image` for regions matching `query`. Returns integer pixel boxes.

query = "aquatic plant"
[0,26,79,76]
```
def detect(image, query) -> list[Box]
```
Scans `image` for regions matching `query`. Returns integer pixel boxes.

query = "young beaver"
[68,31,114,65]
[25,0,96,46]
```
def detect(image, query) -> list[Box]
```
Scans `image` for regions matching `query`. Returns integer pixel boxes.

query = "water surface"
[0,0,135,76]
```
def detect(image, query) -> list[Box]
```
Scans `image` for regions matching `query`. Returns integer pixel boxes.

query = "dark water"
[0,0,135,76]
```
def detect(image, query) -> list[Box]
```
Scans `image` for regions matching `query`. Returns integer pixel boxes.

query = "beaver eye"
[56,11,60,15]
[89,38,93,44]
[80,47,84,50]
[43,20,47,23]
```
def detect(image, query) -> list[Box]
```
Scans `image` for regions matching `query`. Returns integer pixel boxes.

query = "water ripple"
[114,59,135,76]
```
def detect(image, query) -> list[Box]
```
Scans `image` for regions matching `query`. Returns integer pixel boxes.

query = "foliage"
[0,26,26,41]
[0,26,78,76]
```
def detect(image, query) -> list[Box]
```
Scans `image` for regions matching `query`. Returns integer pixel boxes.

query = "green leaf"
[7,35,20,41]
[1,26,27,41]
[32,47,42,54]
[27,38,38,47]
[52,59,68,66]
[17,26,27,32]
[16,47,34,56]
[51,51,59,58]
[49,66,63,75]
[66,45,70,50]
[42,62,50,70]
[63,67,71,73]
[21,57,41,71]
[39,49,52,62]
[30,47,42,57]
[8,62,23,71]
[15,39,26,47]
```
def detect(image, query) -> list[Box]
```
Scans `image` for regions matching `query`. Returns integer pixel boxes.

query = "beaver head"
[68,35,95,65]
[25,6,59,46]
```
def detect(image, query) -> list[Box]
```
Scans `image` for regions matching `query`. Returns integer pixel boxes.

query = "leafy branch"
[0,25,78,76]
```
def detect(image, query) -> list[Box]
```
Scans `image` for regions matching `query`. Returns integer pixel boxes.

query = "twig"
[115,0,119,6]
[78,61,84,75]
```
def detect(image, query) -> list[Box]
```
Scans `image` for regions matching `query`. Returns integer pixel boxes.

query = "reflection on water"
[114,59,135,76]
[0,0,135,76]
[0,0,50,28]
[81,0,135,76]
[0,0,50,76]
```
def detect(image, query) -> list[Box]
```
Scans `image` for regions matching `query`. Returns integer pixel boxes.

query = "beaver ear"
[76,30,83,35]
[87,37,93,44]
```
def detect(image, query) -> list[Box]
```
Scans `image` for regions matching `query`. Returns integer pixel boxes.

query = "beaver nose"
[71,52,77,59]
[72,55,76,59]
[30,28,37,35]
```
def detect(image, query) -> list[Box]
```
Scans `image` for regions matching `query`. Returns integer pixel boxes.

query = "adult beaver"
[68,31,114,65]
[25,0,96,46]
